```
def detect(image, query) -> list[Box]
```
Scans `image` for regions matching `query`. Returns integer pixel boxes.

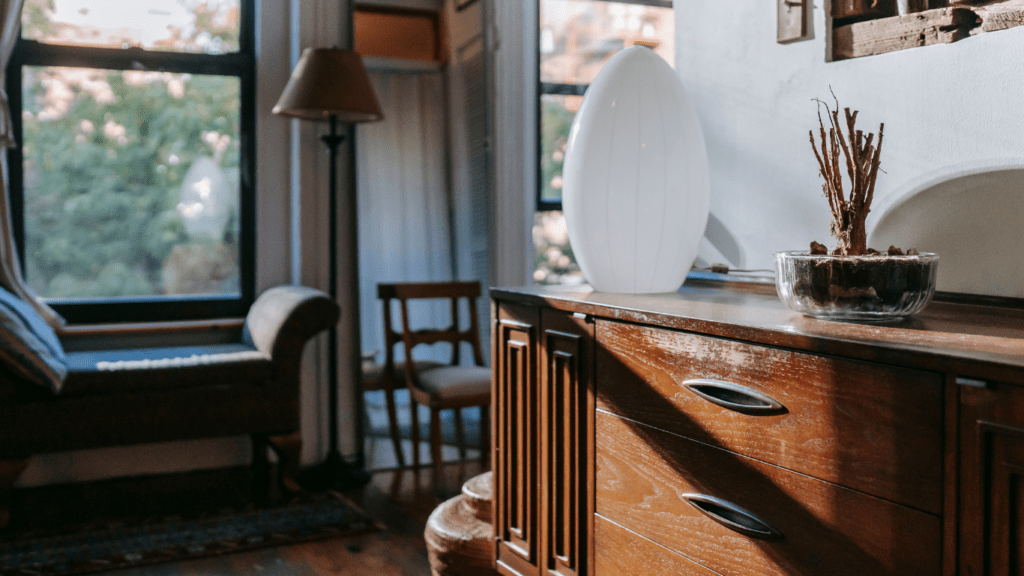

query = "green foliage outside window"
[22,70,241,299]
[18,0,243,300]
[540,96,575,201]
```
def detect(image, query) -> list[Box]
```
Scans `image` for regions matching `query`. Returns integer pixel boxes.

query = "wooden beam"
[833,6,982,60]
[974,0,1024,31]
[833,0,1024,60]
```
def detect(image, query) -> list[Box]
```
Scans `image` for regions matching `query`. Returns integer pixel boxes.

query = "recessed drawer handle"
[682,379,786,415]
[683,493,784,540]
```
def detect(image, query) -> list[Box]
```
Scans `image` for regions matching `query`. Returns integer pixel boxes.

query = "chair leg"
[384,388,406,468]
[267,432,303,496]
[430,408,443,480]
[453,408,467,459]
[411,399,422,469]
[0,459,28,529]
[479,406,491,467]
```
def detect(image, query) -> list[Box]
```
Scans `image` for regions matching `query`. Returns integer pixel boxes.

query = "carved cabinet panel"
[959,381,1024,576]
[493,303,594,576]
[539,309,594,576]
[494,303,541,576]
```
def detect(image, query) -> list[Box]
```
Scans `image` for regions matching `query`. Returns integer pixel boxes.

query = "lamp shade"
[273,47,383,122]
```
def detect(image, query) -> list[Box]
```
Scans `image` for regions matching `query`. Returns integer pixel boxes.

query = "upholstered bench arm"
[242,285,340,380]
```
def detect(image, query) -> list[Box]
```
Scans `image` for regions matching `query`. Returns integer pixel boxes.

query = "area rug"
[0,491,377,575]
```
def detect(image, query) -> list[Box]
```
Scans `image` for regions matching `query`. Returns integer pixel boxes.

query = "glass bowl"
[774,251,939,321]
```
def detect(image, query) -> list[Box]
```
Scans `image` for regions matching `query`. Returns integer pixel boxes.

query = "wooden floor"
[3,435,486,576]
[91,457,487,576]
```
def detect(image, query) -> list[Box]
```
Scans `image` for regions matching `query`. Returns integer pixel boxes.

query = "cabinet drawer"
[595,515,718,575]
[595,319,943,514]
[595,411,942,576]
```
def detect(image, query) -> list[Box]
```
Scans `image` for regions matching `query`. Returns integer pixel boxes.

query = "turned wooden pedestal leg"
[0,459,28,529]
[424,471,498,576]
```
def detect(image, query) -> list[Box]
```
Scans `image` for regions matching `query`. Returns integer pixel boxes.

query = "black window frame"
[6,0,257,325]
[536,0,672,212]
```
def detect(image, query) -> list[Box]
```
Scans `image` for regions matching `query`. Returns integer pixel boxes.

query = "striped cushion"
[0,287,67,393]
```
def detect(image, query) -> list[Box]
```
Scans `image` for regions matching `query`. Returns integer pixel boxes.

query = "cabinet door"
[540,309,594,576]
[495,303,541,576]
[959,381,1024,576]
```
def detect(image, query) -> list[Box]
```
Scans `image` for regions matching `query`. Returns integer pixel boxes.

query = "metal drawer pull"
[682,379,785,415]
[683,494,784,540]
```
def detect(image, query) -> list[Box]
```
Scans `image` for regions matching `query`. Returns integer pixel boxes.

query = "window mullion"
[14,41,249,77]
[540,83,588,97]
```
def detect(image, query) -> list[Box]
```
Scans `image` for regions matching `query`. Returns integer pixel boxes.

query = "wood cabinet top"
[491,280,1024,384]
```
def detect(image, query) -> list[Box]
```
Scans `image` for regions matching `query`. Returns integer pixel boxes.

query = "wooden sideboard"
[489,280,1024,576]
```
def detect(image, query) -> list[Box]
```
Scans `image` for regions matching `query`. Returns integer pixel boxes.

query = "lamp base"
[298,450,371,492]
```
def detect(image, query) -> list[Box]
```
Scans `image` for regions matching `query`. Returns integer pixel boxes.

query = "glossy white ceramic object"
[562,46,709,293]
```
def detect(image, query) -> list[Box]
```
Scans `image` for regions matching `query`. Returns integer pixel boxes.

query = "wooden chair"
[378,281,490,475]
[362,352,441,467]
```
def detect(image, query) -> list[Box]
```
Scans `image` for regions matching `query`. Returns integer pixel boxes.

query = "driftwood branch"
[809,97,884,256]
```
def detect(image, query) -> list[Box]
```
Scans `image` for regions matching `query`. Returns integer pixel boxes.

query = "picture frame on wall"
[456,0,479,11]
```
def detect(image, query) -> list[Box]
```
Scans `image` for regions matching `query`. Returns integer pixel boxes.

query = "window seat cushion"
[58,343,273,398]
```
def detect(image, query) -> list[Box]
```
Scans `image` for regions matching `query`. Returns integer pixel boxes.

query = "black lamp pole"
[273,46,381,491]
[299,115,370,490]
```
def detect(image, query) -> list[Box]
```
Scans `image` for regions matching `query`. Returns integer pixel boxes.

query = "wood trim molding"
[490,0,536,289]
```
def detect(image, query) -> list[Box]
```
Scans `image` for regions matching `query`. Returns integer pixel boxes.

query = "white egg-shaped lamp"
[562,46,709,293]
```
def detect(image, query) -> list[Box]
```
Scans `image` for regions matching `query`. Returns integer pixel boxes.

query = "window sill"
[832,0,1024,61]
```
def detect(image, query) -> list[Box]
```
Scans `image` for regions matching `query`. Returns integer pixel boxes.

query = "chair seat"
[415,365,491,404]
[61,344,273,397]
[362,360,444,392]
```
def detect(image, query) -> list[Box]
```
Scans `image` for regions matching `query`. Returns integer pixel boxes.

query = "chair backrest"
[377,281,485,391]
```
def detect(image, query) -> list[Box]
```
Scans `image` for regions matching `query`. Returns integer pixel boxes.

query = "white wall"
[677,2,1024,293]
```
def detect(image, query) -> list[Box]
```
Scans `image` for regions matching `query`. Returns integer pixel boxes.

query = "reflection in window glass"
[22,0,241,54]
[533,211,584,286]
[540,94,583,202]
[539,0,674,85]
[21,66,241,299]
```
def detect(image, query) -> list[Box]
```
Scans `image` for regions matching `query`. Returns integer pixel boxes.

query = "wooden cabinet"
[538,310,594,576]
[596,319,944,514]
[958,380,1024,576]
[491,282,1024,576]
[596,411,941,576]
[493,304,594,576]
[494,303,540,575]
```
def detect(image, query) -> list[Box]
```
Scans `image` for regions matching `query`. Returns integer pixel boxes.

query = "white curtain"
[356,67,454,363]
[0,0,65,330]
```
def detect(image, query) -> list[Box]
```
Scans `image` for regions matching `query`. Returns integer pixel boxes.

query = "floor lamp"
[273,47,383,489]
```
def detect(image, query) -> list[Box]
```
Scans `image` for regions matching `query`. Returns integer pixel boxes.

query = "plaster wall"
[676,2,1024,296]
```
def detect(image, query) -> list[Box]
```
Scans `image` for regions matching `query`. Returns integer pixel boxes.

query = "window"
[8,0,255,323]
[534,0,673,285]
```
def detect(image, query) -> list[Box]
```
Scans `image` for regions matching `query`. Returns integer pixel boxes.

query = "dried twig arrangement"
[809,95,884,256]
